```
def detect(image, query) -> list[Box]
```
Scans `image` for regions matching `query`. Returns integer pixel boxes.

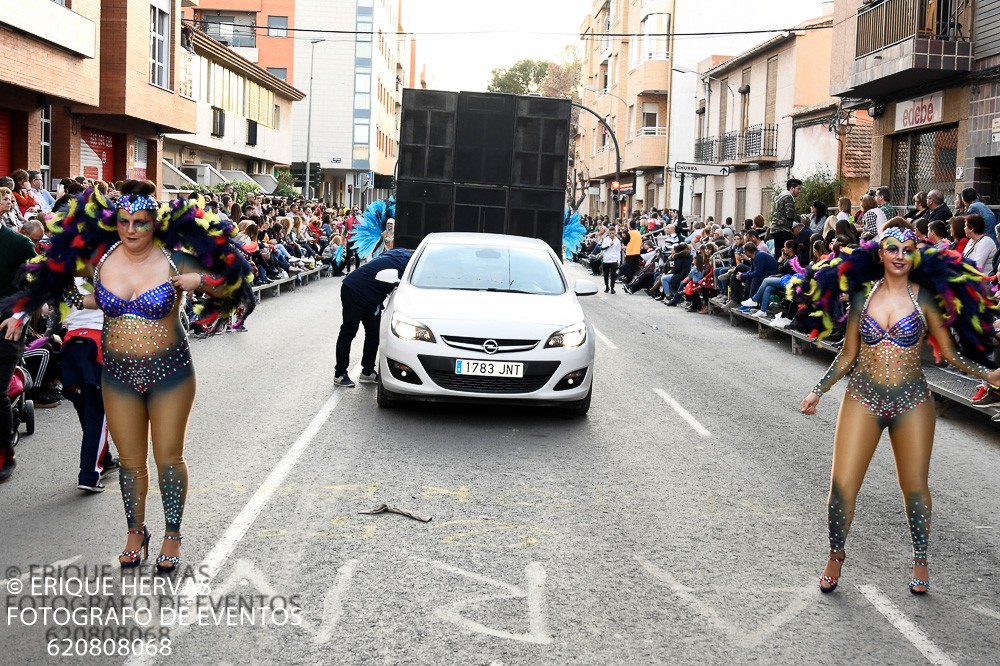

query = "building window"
[354,122,369,144]
[267,67,287,81]
[641,102,658,132]
[39,106,51,189]
[355,73,371,93]
[890,125,959,207]
[274,104,280,130]
[149,1,171,89]
[355,93,370,110]
[715,190,724,220]
[641,13,670,61]
[735,188,747,223]
[267,16,288,38]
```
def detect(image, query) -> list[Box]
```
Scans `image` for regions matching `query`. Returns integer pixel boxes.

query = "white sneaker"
[772,318,791,328]
[753,309,769,319]
[741,298,758,308]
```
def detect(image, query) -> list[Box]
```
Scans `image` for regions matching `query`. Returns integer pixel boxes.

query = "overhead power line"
[183,18,832,40]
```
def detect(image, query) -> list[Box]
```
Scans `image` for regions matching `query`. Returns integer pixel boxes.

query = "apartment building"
[577,0,676,216]
[161,28,305,194]
[691,11,847,223]
[188,0,412,206]
[0,0,197,196]
[831,0,1000,209]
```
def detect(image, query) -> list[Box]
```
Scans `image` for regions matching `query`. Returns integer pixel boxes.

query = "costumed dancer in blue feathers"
[793,217,1000,595]
[0,180,255,572]
[563,209,587,262]
[334,198,412,388]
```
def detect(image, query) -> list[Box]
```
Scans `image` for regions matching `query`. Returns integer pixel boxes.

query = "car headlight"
[545,321,587,349]
[390,312,436,342]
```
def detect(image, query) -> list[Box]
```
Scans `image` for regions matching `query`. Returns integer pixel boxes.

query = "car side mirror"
[573,279,599,297]
[375,268,401,285]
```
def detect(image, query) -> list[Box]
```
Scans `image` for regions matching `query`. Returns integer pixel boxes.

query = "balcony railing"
[204,23,257,49]
[694,137,717,163]
[693,125,777,163]
[856,0,968,59]
[720,131,741,162]
[743,124,777,159]
[635,126,667,137]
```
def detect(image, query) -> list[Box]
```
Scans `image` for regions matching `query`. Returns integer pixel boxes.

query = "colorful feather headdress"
[788,241,1000,365]
[563,209,587,260]
[1,189,256,329]
[350,198,395,261]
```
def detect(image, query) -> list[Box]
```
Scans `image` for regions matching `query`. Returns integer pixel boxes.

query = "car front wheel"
[376,374,399,408]
[562,385,592,417]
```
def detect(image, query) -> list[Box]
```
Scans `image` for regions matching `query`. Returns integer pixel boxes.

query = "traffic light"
[610,180,621,202]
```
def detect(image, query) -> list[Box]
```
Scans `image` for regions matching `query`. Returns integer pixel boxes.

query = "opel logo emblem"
[482,339,499,355]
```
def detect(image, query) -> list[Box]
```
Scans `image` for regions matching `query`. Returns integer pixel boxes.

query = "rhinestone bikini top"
[859,280,925,348]
[94,243,178,320]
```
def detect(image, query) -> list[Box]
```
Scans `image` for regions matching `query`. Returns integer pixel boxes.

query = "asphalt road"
[1,262,999,665]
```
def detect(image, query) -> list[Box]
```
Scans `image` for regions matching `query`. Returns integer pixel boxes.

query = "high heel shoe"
[909,556,930,595]
[155,534,183,574]
[819,551,845,593]
[119,526,150,569]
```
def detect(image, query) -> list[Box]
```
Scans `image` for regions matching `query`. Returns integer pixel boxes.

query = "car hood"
[393,286,584,328]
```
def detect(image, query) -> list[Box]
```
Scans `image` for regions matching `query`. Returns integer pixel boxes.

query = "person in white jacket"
[600,227,622,294]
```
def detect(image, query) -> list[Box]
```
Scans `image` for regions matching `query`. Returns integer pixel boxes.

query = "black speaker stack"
[395,89,571,254]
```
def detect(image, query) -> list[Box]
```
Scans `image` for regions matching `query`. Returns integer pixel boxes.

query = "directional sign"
[674,162,731,177]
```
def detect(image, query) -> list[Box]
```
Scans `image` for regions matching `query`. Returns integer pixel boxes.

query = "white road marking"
[593,327,618,350]
[313,559,360,645]
[972,605,1000,621]
[188,379,350,596]
[654,389,711,438]
[413,557,551,644]
[857,585,957,666]
[639,558,813,649]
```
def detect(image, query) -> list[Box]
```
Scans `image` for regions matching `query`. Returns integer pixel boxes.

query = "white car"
[375,233,598,415]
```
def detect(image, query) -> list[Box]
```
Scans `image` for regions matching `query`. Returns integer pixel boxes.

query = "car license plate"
[455,359,524,378]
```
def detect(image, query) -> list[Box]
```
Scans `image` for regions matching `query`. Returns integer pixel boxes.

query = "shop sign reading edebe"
[895,92,943,131]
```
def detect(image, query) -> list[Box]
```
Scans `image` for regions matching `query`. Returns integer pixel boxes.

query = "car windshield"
[409,244,566,295]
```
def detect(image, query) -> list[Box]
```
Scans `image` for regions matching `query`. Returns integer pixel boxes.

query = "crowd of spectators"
[573,182,1000,406]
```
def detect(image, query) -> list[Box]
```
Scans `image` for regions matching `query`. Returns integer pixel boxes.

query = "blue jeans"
[752,276,785,307]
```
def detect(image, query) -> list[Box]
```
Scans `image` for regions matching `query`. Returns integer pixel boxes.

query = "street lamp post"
[304,38,324,201]
[572,101,621,221]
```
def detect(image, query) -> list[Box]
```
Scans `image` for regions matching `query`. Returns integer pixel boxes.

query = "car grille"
[418,355,558,394]
[440,335,539,354]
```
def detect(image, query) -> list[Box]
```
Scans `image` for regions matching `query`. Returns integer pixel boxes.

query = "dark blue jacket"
[343,249,414,310]
[744,250,778,281]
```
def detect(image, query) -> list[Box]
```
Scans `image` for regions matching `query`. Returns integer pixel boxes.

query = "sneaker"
[741,298,759,308]
[77,481,105,493]
[334,374,356,388]
[610,288,616,294]
[772,318,792,329]
[359,371,378,384]
[736,306,752,313]
[971,386,1000,408]
[753,309,770,319]
[100,457,120,478]
[992,412,1000,423]
[0,448,14,483]
[31,391,61,408]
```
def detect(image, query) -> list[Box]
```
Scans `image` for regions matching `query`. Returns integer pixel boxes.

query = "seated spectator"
[949,216,968,253]
[686,243,718,313]
[711,233,747,308]
[809,200,829,236]
[927,220,950,249]
[914,218,932,247]
[27,171,53,212]
[9,169,39,216]
[0,187,22,229]
[859,194,886,240]
[661,243,694,306]
[905,191,929,222]
[962,214,997,273]
[744,240,798,319]
[735,242,778,309]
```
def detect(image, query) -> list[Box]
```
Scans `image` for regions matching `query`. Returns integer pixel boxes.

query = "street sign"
[674,162,731,177]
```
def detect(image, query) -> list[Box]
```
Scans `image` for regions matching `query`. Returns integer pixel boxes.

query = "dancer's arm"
[170,252,228,298]
[919,288,1000,386]
[802,292,863,414]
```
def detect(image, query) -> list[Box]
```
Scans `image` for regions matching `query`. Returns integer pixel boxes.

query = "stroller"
[8,360,35,446]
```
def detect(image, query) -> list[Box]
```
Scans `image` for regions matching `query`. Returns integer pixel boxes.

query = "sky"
[403,0,835,93]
